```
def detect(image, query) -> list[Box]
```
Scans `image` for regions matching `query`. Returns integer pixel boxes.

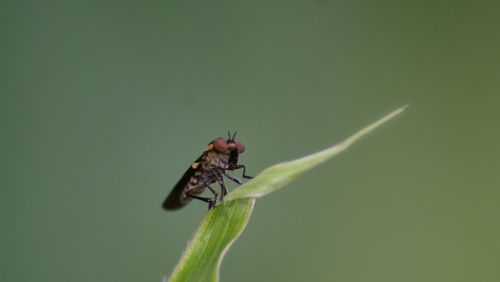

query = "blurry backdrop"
[1,1,499,282]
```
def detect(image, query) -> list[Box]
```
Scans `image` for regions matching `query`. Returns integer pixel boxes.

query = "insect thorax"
[204,150,231,170]
[182,151,232,197]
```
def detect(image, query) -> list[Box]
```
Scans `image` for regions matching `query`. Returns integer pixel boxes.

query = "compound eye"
[213,138,229,152]
[234,140,245,153]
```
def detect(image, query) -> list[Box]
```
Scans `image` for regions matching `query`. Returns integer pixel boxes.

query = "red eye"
[213,139,229,152]
[234,140,245,153]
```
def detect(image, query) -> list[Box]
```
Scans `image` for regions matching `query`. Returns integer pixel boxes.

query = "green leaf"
[167,199,255,282]
[167,106,407,282]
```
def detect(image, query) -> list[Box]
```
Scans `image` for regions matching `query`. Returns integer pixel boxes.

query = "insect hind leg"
[187,194,216,209]
[189,182,219,210]
[205,184,218,199]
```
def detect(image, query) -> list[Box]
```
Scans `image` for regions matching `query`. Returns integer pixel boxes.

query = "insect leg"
[214,173,228,201]
[187,194,216,209]
[224,173,242,185]
[234,165,253,179]
[202,181,219,206]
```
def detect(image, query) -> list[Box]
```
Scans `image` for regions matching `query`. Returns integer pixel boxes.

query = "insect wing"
[162,154,204,210]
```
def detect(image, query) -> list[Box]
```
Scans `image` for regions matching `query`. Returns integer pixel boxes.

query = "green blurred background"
[1,1,499,281]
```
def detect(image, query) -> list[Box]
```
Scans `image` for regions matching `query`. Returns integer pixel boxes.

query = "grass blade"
[167,105,407,282]
[167,199,255,282]
[225,105,407,201]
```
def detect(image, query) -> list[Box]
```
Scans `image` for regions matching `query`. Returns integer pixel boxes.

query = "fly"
[162,132,253,211]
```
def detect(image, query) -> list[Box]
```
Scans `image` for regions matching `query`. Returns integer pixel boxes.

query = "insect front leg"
[234,164,253,179]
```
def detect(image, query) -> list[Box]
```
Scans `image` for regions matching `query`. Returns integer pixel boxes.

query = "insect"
[162,132,253,211]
